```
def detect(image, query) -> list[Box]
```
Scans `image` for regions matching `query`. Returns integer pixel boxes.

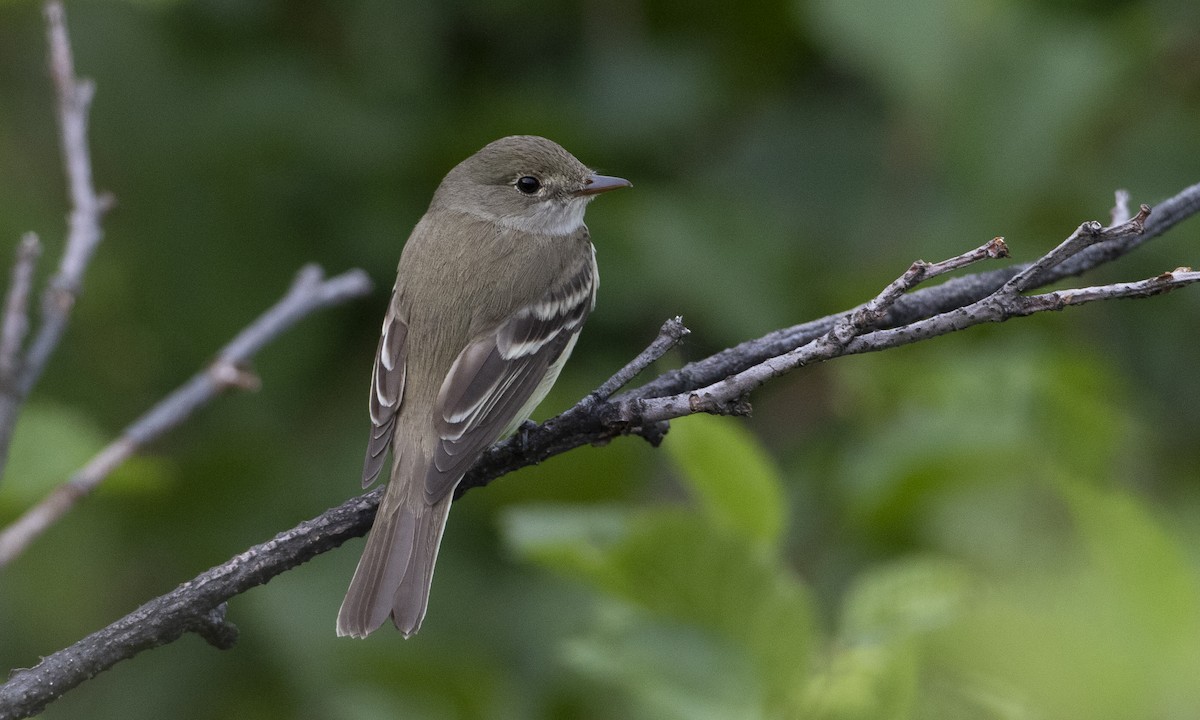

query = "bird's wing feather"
[426,252,597,501]
[362,298,408,488]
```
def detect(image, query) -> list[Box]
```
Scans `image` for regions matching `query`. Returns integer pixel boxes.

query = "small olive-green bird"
[337,136,630,638]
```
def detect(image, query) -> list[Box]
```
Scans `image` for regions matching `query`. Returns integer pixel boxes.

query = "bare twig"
[1014,268,1200,310]
[626,237,1015,421]
[576,316,690,447]
[0,265,373,567]
[1004,205,1150,293]
[38,0,108,321]
[622,182,1200,405]
[587,316,689,403]
[832,236,1011,344]
[0,1,112,481]
[630,269,1200,425]
[0,235,42,387]
[618,211,1195,427]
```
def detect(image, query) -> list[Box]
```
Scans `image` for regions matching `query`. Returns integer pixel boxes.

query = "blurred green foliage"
[1,0,1199,717]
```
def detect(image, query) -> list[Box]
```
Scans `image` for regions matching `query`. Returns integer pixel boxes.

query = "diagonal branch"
[0,495,377,720]
[620,183,1200,404]
[625,258,1198,424]
[4,183,1199,720]
[587,316,690,404]
[0,265,373,567]
[1004,204,1149,293]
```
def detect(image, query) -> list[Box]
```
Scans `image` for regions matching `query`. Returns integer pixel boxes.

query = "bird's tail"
[337,450,452,639]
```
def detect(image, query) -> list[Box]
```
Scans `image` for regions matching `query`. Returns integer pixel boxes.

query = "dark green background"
[2,0,1199,718]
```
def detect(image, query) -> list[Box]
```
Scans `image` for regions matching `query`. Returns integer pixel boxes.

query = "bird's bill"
[576,174,632,196]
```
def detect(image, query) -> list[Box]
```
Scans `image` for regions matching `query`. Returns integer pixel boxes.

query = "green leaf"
[664,414,787,548]
[840,556,971,643]
[1062,481,1200,656]
[801,641,919,720]
[562,601,766,720]
[1,402,109,510]
[501,504,630,590]
[799,558,972,720]
[503,504,814,713]
[927,483,1200,719]
[0,402,173,516]
[835,341,1140,548]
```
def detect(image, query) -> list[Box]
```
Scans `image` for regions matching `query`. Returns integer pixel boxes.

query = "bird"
[337,135,630,638]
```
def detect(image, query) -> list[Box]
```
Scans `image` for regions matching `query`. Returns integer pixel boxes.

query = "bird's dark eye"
[515,176,541,195]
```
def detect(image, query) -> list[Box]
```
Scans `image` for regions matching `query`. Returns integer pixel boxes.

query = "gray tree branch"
[0,1,112,481]
[0,265,373,567]
[3,179,1197,720]
[626,209,1200,424]
[617,180,1200,405]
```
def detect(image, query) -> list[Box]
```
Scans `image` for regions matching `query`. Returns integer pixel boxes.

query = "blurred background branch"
[0,2,112,481]
[0,0,375,568]
[0,264,373,568]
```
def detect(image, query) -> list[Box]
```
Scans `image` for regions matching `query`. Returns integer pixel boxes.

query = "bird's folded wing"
[427,256,596,501]
[362,300,408,488]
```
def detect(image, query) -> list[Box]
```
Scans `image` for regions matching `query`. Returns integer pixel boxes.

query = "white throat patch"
[496,198,588,237]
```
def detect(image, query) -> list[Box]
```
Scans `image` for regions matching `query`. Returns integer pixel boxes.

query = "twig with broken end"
[827,236,1011,349]
[840,267,1200,357]
[581,316,688,445]
[0,265,373,567]
[1004,204,1150,293]
[1016,267,1200,312]
[633,235,1012,421]
[189,604,239,650]
[628,234,1194,427]
[588,316,689,404]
